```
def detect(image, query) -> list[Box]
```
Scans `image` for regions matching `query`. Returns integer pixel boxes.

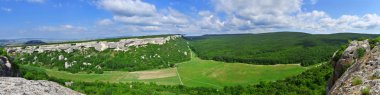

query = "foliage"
[333,44,348,62]
[188,32,379,66]
[368,36,380,49]
[361,87,370,95]
[352,77,362,86]
[12,37,191,73]
[357,48,366,58]
[0,47,6,56]
[19,65,49,80]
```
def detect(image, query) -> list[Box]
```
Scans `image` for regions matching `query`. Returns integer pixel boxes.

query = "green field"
[44,52,308,88]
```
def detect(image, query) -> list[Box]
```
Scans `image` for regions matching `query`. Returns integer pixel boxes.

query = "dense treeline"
[12,37,191,73]
[18,60,332,95]
[188,32,379,66]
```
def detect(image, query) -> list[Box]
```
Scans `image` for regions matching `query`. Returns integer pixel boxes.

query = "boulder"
[0,77,83,95]
[0,56,20,77]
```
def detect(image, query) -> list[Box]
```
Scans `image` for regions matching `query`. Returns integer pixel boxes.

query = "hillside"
[187,32,379,66]
[6,35,191,73]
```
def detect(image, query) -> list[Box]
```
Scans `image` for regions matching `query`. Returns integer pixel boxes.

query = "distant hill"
[187,32,380,66]
[24,40,46,45]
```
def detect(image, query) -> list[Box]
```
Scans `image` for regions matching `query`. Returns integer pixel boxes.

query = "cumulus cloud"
[37,24,87,33]
[93,0,380,35]
[97,0,190,33]
[97,0,156,17]
[207,0,380,33]
[97,19,113,26]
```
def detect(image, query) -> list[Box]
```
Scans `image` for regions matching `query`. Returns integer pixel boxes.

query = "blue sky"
[1,0,380,39]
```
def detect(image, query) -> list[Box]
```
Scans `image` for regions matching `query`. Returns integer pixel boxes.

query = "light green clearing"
[46,68,180,85]
[45,52,308,88]
[176,53,308,88]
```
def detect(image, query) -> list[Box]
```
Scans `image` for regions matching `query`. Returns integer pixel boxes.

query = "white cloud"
[26,0,45,3]
[211,0,302,30]
[0,7,12,12]
[96,19,113,26]
[97,0,190,34]
[97,0,156,17]
[196,11,224,31]
[37,24,87,33]
[208,0,380,33]
[92,0,380,36]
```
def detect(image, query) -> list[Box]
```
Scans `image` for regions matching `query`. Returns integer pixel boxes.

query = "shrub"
[357,48,366,58]
[352,77,362,86]
[20,65,49,80]
[361,87,370,95]
[0,47,6,56]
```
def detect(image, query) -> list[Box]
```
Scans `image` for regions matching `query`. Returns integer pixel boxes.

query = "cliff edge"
[327,39,380,95]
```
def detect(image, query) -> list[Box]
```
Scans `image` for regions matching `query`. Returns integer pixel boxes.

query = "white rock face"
[64,62,72,69]
[328,40,380,95]
[58,55,64,61]
[0,77,83,95]
[6,35,181,54]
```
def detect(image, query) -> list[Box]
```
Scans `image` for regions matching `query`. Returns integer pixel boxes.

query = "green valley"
[4,32,378,95]
[188,32,379,66]
[41,51,308,88]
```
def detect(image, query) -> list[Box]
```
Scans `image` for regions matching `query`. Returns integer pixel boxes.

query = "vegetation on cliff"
[11,36,191,73]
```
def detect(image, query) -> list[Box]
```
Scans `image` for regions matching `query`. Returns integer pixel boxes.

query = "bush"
[352,77,362,86]
[361,87,370,95]
[0,47,6,56]
[357,48,366,58]
[20,65,49,80]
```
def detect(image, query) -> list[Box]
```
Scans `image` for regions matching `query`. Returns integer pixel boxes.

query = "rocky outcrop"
[327,40,380,95]
[0,56,20,77]
[0,77,83,95]
[6,35,181,54]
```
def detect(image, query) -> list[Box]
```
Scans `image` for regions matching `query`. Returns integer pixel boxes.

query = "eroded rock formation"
[0,77,83,95]
[6,35,181,54]
[327,40,380,95]
[0,56,20,77]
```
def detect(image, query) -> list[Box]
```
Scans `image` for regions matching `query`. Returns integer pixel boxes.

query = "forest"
[187,32,379,66]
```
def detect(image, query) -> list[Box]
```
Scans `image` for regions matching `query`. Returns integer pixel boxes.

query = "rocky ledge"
[0,77,83,95]
[6,35,181,54]
[327,40,380,95]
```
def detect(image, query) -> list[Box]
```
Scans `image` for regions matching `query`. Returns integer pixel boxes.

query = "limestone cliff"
[327,40,380,95]
[0,56,83,95]
[6,35,181,54]
[0,77,83,95]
